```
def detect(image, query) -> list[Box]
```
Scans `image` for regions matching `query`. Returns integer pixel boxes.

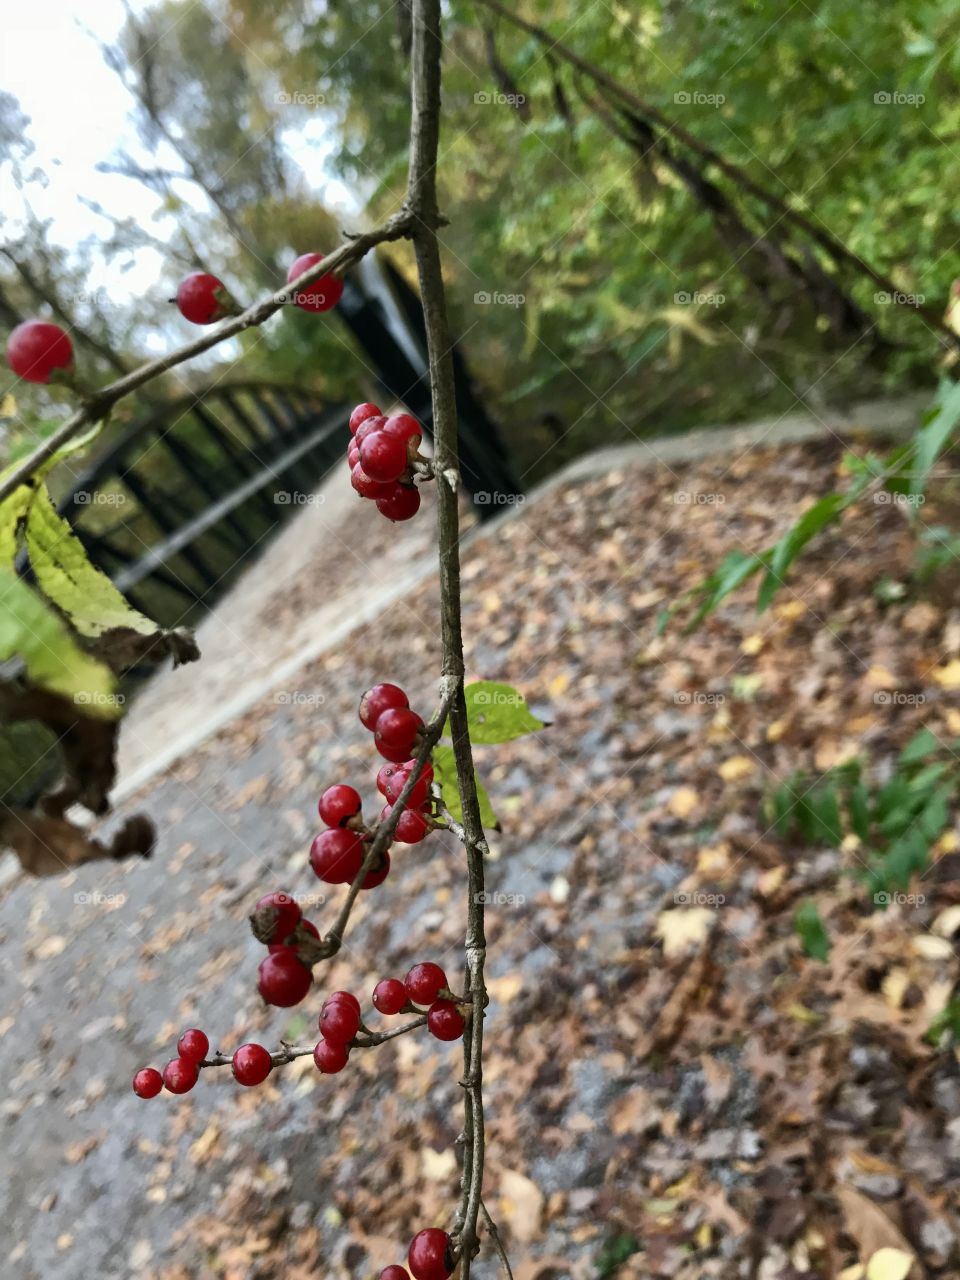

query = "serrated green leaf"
[432,744,498,829]
[794,899,830,961]
[0,568,118,716]
[463,681,545,743]
[25,485,156,640]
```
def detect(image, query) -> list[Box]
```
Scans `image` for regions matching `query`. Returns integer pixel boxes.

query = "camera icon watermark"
[674,90,725,106]
[74,691,125,707]
[674,890,725,907]
[473,490,525,506]
[474,90,526,107]
[873,891,925,907]
[873,90,924,106]
[873,490,925,506]
[874,290,925,307]
[274,491,326,506]
[275,691,325,706]
[74,890,127,907]
[673,691,725,705]
[473,290,525,307]
[74,490,127,506]
[673,491,725,505]
[275,90,325,107]
[872,690,925,706]
[474,890,526,906]
[674,290,725,307]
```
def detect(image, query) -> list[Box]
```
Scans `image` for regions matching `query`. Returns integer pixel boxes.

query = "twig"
[480,1200,515,1280]
[0,213,414,505]
[199,1016,429,1071]
[406,2,490,1274]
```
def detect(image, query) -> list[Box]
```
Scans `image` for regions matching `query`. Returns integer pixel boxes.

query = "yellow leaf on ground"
[933,659,960,688]
[741,634,765,655]
[487,974,523,1004]
[498,1169,544,1243]
[864,665,897,690]
[422,1148,458,1181]
[655,908,714,957]
[668,787,699,818]
[718,755,755,781]
[865,1248,914,1280]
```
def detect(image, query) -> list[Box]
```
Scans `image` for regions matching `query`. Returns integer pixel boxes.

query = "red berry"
[382,414,422,448]
[232,1043,273,1086]
[252,891,301,945]
[287,252,344,312]
[324,990,361,1016]
[362,851,391,889]
[405,962,448,1006]
[381,804,430,844]
[385,764,432,808]
[381,1268,410,1280]
[376,483,421,523]
[359,683,409,731]
[257,950,312,1007]
[373,978,409,1015]
[359,430,408,483]
[375,707,424,752]
[318,999,360,1045]
[6,320,73,384]
[162,1057,199,1094]
[354,414,387,444]
[375,739,415,764]
[377,762,403,796]
[318,783,363,827]
[351,463,394,500]
[175,272,233,324]
[309,828,364,884]
[347,441,361,469]
[132,1067,163,1099]
[408,1228,454,1280]
[313,1037,350,1073]
[268,919,320,953]
[428,1000,465,1042]
[350,402,382,433]
[176,1028,209,1063]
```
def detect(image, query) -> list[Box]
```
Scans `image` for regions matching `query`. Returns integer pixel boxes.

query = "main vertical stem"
[406,1,489,1272]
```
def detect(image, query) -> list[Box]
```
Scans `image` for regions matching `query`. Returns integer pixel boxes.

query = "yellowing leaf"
[933,660,960,689]
[718,755,755,781]
[865,1248,914,1280]
[668,786,699,818]
[422,1147,458,1181]
[655,908,713,957]
[498,1170,544,1243]
[740,634,765,655]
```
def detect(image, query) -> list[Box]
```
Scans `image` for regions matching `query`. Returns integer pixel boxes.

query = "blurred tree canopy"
[3,0,960,481]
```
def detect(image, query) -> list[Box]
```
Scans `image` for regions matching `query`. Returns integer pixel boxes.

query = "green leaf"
[807,784,843,847]
[910,379,960,496]
[757,492,847,611]
[0,568,119,716]
[462,681,545,743]
[687,550,765,628]
[899,726,939,765]
[925,998,960,1046]
[432,744,498,830]
[794,899,830,961]
[849,782,872,842]
[0,483,36,569]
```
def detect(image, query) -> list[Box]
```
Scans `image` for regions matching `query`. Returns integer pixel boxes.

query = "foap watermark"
[474,491,525,506]
[474,890,527,907]
[875,290,926,308]
[74,691,125,708]
[674,90,725,106]
[74,490,127,507]
[873,491,925,507]
[673,690,725,705]
[674,290,725,307]
[288,891,327,909]
[72,288,111,307]
[275,691,326,707]
[74,890,127,908]
[274,490,326,506]
[474,290,525,308]
[874,891,925,908]
[673,490,725,505]
[674,890,726,907]
[474,90,526,108]
[474,688,525,706]
[873,690,925,706]
[874,90,925,107]
[275,90,326,107]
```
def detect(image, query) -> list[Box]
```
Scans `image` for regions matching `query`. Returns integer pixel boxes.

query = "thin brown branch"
[199,1016,429,1071]
[406,2,490,1274]
[480,1200,515,1280]
[0,213,414,505]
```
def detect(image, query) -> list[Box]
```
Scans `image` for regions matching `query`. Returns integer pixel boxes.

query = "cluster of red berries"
[313,989,362,1074]
[347,402,423,522]
[251,891,317,1008]
[374,961,466,1042]
[132,1026,210,1098]
[174,252,343,326]
[381,1228,455,1280]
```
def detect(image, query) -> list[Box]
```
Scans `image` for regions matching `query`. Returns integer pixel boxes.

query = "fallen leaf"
[866,1248,915,1280]
[655,907,714,957]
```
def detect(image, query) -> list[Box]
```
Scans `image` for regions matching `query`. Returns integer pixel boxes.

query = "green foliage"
[925,998,960,1047]
[794,900,831,962]
[768,729,957,908]
[594,1233,640,1278]
[432,745,498,831]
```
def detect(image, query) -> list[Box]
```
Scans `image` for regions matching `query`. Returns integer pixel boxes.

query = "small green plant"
[769,728,956,903]
[595,1234,641,1278]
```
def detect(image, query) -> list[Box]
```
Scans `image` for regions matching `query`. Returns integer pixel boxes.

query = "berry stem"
[196,1016,430,1073]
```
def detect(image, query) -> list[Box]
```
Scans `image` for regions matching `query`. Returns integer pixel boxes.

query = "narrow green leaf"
[910,379,960,496]
[757,492,847,612]
[687,550,765,628]
[794,899,830,961]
